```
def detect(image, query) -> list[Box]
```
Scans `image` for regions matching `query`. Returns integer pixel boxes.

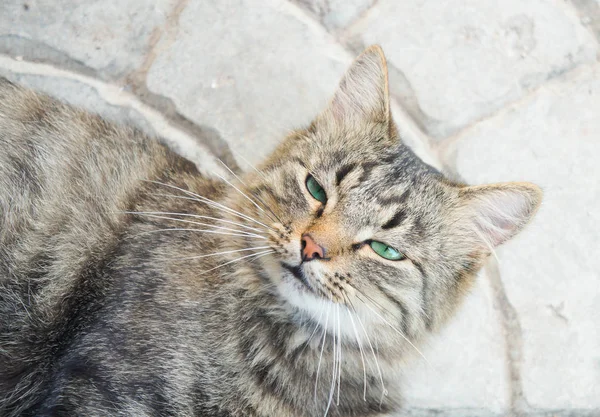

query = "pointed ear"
[321,45,390,126]
[456,182,543,252]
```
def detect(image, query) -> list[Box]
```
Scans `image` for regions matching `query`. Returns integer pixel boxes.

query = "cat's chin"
[278,265,332,313]
[281,263,315,293]
[277,269,374,341]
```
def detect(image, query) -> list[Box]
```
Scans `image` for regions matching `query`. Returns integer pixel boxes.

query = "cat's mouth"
[281,262,316,294]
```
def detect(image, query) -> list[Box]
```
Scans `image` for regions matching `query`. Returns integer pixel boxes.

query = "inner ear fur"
[456,181,543,251]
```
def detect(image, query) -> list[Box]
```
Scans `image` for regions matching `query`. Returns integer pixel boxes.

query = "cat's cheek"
[258,254,285,285]
[278,239,303,265]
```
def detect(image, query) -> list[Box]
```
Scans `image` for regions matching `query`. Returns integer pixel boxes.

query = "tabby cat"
[0,46,541,416]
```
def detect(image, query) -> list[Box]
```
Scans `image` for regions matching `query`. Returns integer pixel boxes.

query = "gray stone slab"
[345,0,598,139]
[146,0,436,171]
[450,63,600,408]
[0,0,174,78]
[146,0,352,167]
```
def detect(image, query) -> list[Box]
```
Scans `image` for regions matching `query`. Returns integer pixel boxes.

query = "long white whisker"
[129,228,266,240]
[124,210,265,234]
[150,193,267,229]
[124,212,265,239]
[216,159,284,225]
[173,246,272,260]
[370,283,432,323]
[211,170,277,223]
[315,304,331,404]
[324,306,337,416]
[145,181,275,232]
[244,250,274,265]
[230,148,272,185]
[156,189,274,232]
[353,306,387,402]
[355,294,430,365]
[218,158,249,186]
[301,307,325,356]
[200,250,273,274]
[144,180,208,200]
[347,307,368,401]
[168,192,274,232]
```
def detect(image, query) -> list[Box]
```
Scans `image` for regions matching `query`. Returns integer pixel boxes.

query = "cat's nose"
[301,234,326,262]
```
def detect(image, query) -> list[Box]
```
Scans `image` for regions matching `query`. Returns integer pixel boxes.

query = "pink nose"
[301,234,326,262]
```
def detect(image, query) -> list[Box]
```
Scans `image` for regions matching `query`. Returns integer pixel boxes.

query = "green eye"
[369,241,405,261]
[306,174,327,204]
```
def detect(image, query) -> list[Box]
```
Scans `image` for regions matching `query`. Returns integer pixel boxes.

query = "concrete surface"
[1,0,598,415]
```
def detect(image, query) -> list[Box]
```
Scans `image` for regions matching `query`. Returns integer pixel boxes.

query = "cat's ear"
[456,182,543,252]
[320,45,391,126]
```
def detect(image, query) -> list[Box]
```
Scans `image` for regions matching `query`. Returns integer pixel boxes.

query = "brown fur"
[0,46,542,416]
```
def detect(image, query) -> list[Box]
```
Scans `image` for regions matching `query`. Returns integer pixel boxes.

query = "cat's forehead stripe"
[335,163,357,186]
[381,209,407,230]
[377,188,411,206]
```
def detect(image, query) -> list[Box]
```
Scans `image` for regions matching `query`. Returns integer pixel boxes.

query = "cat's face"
[229,46,542,346]
[250,127,455,340]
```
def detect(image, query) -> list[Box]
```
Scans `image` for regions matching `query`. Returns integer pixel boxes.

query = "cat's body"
[0,47,542,417]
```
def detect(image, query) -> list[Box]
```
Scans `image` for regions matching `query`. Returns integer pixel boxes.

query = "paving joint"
[433,60,600,168]
[486,259,529,415]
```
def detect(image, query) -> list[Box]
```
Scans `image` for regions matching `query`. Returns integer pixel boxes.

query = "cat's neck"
[208,264,404,417]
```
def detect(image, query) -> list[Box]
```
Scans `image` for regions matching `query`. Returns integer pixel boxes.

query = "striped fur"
[0,46,542,416]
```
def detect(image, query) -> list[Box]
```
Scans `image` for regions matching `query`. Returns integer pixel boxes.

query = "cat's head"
[228,46,541,346]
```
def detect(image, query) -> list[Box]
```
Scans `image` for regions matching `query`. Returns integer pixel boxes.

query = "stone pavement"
[1,0,598,415]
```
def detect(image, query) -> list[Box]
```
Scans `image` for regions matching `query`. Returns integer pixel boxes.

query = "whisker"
[172,246,272,261]
[158,192,274,233]
[123,212,265,239]
[124,210,265,234]
[149,192,251,220]
[157,190,273,232]
[352,285,417,323]
[211,169,277,223]
[365,281,431,322]
[243,250,274,266]
[199,250,274,274]
[231,148,270,182]
[145,181,275,232]
[230,151,289,227]
[345,302,368,401]
[324,305,337,417]
[216,159,284,225]
[354,293,430,366]
[217,158,283,224]
[350,313,367,401]
[352,303,387,402]
[315,304,331,404]
[128,228,266,240]
[300,307,325,357]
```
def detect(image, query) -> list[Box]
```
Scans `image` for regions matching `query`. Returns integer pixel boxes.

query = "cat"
[0,46,542,417]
